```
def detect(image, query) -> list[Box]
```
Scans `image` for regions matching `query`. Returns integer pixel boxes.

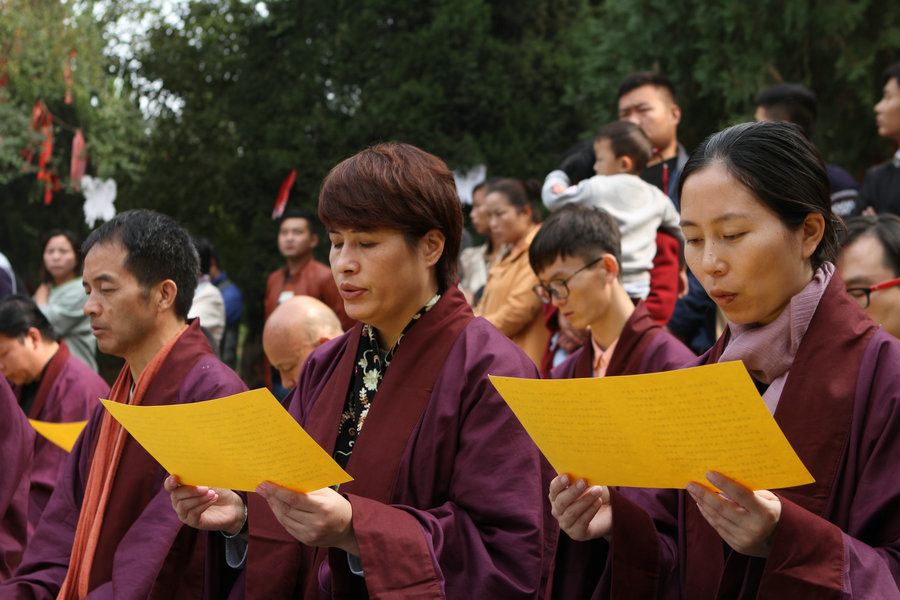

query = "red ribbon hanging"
[23,100,56,204]
[272,169,297,219]
[63,50,76,105]
[70,129,87,191]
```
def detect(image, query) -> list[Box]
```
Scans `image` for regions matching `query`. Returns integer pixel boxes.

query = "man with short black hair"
[4,209,246,598]
[618,70,718,355]
[857,62,900,216]
[529,204,693,598]
[0,296,107,535]
[617,71,688,200]
[264,210,349,328]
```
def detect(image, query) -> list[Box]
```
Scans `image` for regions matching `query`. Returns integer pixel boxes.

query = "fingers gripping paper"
[490,361,813,490]
[100,388,352,493]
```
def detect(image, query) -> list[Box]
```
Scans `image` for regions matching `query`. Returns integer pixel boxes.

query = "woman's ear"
[800,213,825,261]
[419,229,445,268]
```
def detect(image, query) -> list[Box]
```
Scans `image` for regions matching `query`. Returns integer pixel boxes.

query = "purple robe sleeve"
[758,332,900,598]
[340,322,555,598]
[2,358,246,599]
[0,381,33,582]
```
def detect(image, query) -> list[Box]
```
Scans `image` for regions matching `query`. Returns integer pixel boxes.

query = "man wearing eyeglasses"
[528,204,695,597]
[837,214,900,339]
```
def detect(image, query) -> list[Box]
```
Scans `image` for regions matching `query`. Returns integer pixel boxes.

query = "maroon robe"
[218,286,556,599]
[549,301,694,600]
[2,320,247,599]
[0,378,33,582]
[11,341,109,537]
[606,273,900,598]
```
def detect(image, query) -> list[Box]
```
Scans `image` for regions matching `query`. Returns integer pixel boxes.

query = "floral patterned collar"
[333,293,441,469]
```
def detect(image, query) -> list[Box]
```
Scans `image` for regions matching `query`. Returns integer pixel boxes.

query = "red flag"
[272,169,296,219]
[70,129,87,190]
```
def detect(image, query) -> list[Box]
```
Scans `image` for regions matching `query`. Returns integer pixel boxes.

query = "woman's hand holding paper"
[686,470,782,558]
[549,474,612,542]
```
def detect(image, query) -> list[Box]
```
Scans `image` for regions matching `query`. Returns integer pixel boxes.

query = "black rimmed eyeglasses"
[846,277,900,309]
[532,257,604,304]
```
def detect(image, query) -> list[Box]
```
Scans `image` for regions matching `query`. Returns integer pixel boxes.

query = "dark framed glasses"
[846,277,900,309]
[533,256,604,304]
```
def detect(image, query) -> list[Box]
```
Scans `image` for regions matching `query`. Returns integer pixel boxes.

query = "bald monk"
[3,209,247,599]
[263,295,343,391]
[0,377,33,581]
[0,295,108,536]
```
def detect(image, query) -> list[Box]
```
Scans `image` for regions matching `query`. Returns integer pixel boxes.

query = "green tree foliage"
[134,0,592,333]
[0,0,147,284]
[566,0,900,177]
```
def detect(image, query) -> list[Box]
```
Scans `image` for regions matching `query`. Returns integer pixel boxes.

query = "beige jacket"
[475,224,548,365]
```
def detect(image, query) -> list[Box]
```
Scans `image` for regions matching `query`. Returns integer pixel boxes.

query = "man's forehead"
[83,242,131,278]
[280,218,310,232]
[619,84,670,107]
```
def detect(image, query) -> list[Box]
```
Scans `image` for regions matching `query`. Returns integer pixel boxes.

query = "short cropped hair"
[529,205,622,277]
[882,61,900,87]
[280,209,319,235]
[82,209,200,320]
[756,83,818,140]
[678,121,841,271]
[318,142,463,291]
[617,71,677,104]
[842,214,900,277]
[0,295,57,340]
[40,229,83,282]
[595,121,654,173]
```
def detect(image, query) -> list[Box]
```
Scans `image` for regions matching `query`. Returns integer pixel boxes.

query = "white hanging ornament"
[81,175,117,227]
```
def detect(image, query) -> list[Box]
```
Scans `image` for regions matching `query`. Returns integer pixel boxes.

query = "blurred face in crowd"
[681,163,821,326]
[470,187,490,236]
[837,234,900,339]
[43,235,78,285]
[875,77,900,143]
[0,332,42,386]
[329,227,442,348]
[618,84,681,157]
[278,217,317,260]
[485,191,533,247]
[82,241,159,360]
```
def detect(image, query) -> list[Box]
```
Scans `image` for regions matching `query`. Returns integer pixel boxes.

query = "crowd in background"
[0,62,898,598]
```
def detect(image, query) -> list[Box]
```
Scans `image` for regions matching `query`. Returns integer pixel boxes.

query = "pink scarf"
[719,263,833,413]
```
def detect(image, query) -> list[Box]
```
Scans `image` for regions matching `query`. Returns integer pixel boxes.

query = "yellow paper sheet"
[100,388,352,493]
[490,361,813,490]
[28,419,87,452]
